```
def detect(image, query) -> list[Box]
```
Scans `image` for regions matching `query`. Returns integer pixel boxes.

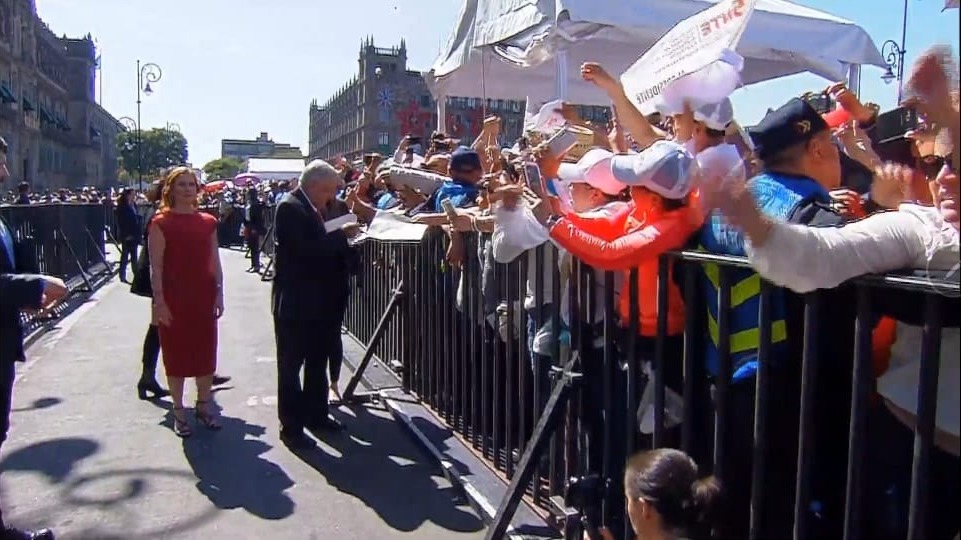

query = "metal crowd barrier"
[342,231,959,540]
[1,203,115,335]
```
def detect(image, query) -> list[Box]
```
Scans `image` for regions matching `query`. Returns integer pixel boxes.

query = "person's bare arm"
[147,222,173,325]
[581,62,664,149]
[211,230,225,317]
[148,224,166,304]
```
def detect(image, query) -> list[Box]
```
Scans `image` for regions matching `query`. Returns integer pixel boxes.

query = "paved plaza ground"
[1,248,487,540]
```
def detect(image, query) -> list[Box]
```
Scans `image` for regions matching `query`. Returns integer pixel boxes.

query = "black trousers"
[0,360,16,529]
[141,324,160,379]
[328,297,349,384]
[274,316,337,434]
[246,232,262,270]
[118,239,139,278]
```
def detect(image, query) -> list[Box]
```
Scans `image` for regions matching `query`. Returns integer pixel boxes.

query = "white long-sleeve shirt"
[745,204,960,442]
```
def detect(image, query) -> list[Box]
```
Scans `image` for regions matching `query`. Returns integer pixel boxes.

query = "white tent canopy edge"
[427,0,887,131]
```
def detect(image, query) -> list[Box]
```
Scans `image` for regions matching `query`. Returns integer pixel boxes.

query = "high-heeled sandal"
[195,400,222,431]
[137,379,170,400]
[172,407,192,438]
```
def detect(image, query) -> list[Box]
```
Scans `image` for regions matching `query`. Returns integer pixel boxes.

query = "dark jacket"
[115,202,141,242]
[271,189,354,322]
[243,200,267,235]
[0,217,45,364]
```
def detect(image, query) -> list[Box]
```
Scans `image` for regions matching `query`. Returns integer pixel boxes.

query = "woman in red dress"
[148,166,225,437]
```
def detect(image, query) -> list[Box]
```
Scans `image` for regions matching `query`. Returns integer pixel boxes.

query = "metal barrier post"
[56,227,94,292]
[485,354,584,540]
[341,279,405,404]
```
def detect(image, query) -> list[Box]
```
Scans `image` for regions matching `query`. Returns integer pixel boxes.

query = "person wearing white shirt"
[710,161,961,539]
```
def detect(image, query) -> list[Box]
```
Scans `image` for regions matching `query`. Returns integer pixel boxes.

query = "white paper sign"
[324,213,357,233]
[523,98,566,134]
[621,0,758,115]
[365,211,429,242]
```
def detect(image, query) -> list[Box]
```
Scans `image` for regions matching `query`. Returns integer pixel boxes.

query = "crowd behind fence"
[0,202,113,334]
[343,231,959,540]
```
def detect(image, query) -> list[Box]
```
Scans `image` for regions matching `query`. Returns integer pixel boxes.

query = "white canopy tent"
[426,0,888,120]
[245,158,305,182]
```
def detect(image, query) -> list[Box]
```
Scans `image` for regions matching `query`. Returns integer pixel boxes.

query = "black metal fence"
[1,202,114,334]
[343,231,960,540]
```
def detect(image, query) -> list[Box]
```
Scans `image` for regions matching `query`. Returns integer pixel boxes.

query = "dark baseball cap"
[449,146,482,173]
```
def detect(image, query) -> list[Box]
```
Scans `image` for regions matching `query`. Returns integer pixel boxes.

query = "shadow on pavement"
[296,404,484,534]
[0,437,99,483]
[11,397,63,413]
[181,412,296,521]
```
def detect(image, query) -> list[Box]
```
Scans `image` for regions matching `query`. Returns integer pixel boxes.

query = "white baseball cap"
[609,140,698,200]
[692,98,734,132]
[557,148,626,196]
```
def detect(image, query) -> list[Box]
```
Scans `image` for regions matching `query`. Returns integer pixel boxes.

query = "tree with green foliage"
[116,127,189,180]
[202,157,245,180]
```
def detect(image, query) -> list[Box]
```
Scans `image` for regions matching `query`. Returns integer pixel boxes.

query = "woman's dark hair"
[115,187,133,206]
[624,449,721,538]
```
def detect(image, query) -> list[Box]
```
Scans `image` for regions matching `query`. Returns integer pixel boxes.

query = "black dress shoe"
[280,430,316,450]
[2,527,55,540]
[307,416,344,432]
[212,374,231,386]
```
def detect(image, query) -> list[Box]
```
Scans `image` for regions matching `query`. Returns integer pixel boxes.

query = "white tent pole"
[846,64,862,98]
[437,95,447,133]
[555,49,569,100]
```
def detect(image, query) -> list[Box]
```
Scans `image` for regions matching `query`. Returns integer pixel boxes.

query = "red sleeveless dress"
[151,211,219,377]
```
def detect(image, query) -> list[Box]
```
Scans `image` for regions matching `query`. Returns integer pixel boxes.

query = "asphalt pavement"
[1,248,487,540]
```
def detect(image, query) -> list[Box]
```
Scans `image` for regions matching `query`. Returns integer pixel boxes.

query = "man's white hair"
[299,159,343,187]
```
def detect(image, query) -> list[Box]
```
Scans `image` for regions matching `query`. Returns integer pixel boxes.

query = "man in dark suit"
[242,187,267,273]
[272,159,360,449]
[0,136,64,539]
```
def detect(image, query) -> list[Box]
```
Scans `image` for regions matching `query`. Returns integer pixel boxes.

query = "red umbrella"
[202,180,232,193]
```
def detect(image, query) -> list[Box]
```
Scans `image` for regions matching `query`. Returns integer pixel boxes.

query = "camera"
[566,474,611,539]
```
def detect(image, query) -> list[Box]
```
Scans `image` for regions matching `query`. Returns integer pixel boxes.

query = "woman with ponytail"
[598,448,721,540]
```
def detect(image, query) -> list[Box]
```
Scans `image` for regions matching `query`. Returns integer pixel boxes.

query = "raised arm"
[581,63,664,150]
[549,212,696,271]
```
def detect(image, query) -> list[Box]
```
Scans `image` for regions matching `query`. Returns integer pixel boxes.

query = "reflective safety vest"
[698,172,830,380]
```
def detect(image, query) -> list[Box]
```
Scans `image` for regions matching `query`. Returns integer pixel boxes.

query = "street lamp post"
[118,116,138,187]
[880,0,908,104]
[136,60,162,192]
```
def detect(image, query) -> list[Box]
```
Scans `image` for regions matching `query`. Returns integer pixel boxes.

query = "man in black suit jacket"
[0,137,64,539]
[272,159,360,450]
[242,187,267,273]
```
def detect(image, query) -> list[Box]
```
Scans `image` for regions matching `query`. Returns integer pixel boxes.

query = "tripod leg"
[485,368,578,540]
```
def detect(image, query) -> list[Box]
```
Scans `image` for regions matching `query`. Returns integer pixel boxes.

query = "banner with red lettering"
[620,0,758,115]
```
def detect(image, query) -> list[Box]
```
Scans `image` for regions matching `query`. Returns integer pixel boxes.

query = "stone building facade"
[221,131,303,161]
[0,0,121,189]
[308,38,610,162]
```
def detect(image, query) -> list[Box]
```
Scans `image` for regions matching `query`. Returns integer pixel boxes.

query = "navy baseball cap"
[749,98,830,161]
[449,146,482,173]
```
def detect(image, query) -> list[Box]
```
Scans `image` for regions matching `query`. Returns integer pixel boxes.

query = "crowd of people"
[0,37,958,540]
[1,182,112,205]
[326,49,959,540]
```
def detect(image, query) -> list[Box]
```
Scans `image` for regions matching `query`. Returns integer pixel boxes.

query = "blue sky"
[37,0,959,167]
